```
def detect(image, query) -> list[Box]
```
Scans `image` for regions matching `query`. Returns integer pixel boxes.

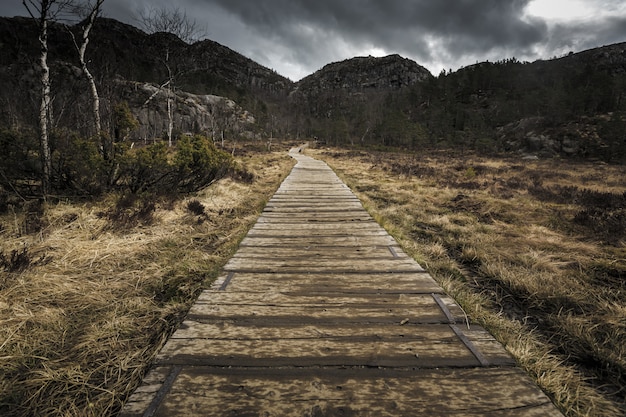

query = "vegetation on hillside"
[2,15,625,165]
[294,55,626,162]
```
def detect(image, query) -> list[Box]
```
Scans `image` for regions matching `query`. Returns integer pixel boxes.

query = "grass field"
[1,142,624,416]
[0,146,294,416]
[312,147,626,417]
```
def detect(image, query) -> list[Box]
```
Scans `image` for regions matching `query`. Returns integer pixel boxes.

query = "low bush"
[2,129,237,200]
[118,135,234,195]
[52,132,106,195]
[186,199,206,216]
[0,130,40,197]
[99,193,157,229]
[172,135,234,193]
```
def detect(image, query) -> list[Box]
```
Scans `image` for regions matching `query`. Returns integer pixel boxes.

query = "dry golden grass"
[313,147,626,417]
[0,147,295,416]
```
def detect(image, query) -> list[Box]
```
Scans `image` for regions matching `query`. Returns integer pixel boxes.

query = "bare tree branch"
[136,6,205,145]
[137,6,205,44]
[67,0,104,139]
[141,80,171,108]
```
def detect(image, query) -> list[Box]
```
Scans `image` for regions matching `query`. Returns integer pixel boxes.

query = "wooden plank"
[169,321,470,340]
[256,217,375,223]
[269,194,359,199]
[212,272,444,294]
[230,245,407,259]
[155,332,485,368]
[245,228,392,237]
[185,303,450,325]
[193,291,443,307]
[142,367,561,417]
[165,323,513,367]
[249,223,386,232]
[240,235,399,246]
[223,257,425,273]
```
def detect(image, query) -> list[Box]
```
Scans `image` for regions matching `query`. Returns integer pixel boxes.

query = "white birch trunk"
[165,51,174,146]
[69,0,104,136]
[38,8,52,196]
[167,90,173,147]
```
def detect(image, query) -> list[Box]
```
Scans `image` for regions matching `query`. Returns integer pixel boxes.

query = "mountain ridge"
[0,16,625,161]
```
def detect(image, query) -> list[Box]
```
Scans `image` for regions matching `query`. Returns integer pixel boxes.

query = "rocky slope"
[296,54,432,95]
[0,16,291,139]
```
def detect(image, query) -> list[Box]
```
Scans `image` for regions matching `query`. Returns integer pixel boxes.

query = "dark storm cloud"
[2,0,625,80]
[1,3,31,18]
[546,16,626,55]
[207,0,548,68]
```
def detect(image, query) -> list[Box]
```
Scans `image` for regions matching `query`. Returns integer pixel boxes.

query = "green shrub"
[116,135,233,195]
[2,128,235,200]
[0,129,40,191]
[121,141,172,193]
[173,135,233,193]
[51,132,105,195]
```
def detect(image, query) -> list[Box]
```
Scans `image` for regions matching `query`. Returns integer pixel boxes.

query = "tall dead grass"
[316,148,626,417]
[0,149,294,416]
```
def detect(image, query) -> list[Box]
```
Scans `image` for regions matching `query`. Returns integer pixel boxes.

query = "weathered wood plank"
[193,291,443,307]
[140,367,561,417]
[240,235,399,246]
[245,228,392,238]
[185,303,449,324]
[155,333,486,368]
[211,272,444,294]
[249,223,385,233]
[257,214,374,221]
[224,257,425,273]
[230,245,407,259]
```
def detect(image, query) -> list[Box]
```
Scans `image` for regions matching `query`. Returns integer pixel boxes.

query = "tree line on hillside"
[283,56,626,162]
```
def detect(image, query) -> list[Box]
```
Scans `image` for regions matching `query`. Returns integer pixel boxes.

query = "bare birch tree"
[139,6,204,146]
[22,0,74,196]
[67,0,104,141]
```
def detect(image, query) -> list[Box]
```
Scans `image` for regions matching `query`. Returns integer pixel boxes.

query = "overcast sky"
[3,0,626,81]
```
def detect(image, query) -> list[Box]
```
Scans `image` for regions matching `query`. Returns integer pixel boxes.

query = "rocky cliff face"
[0,16,290,139]
[287,54,433,121]
[86,18,293,96]
[117,80,256,141]
[295,54,432,96]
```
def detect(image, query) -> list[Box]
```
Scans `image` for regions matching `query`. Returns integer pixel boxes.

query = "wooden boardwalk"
[121,150,563,416]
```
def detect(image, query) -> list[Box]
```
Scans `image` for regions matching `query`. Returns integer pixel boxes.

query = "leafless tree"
[22,0,75,196]
[67,0,104,141]
[138,6,205,146]
[138,6,204,44]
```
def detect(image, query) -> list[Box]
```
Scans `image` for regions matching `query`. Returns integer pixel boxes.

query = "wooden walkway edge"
[120,150,563,416]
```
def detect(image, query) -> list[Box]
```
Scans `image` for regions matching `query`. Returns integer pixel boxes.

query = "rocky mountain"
[296,54,432,95]
[0,15,625,161]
